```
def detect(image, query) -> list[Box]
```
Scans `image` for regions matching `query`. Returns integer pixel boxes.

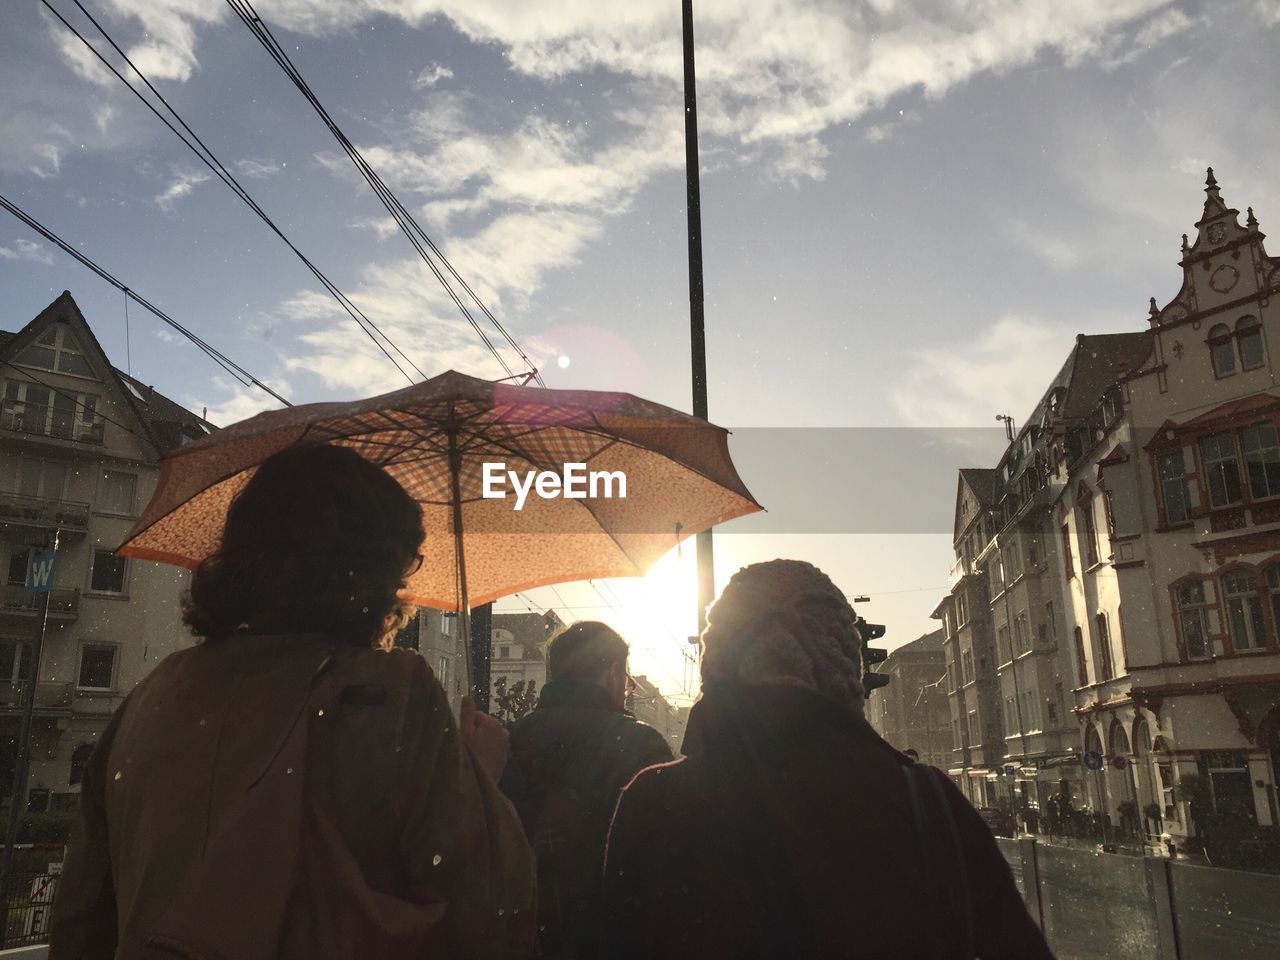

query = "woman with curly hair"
[50,444,536,960]
[601,559,1053,960]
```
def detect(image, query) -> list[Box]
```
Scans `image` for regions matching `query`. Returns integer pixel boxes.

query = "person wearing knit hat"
[601,559,1054,960]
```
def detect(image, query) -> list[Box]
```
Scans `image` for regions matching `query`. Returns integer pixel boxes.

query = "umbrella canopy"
[119,370,761,612]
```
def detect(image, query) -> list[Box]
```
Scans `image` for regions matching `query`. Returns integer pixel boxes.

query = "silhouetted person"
[602,560,1054,960]
[500,621,672,959]
[51,445,535,959]
[904,748,920,762]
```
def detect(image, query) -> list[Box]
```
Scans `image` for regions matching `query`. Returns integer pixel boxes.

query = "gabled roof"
[1058,332,1153,419]
[1,291,214,455]
[958,468,999,508]
[889,627,945,656]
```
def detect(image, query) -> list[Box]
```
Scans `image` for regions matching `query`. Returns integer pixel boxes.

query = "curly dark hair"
[183,444,424,648]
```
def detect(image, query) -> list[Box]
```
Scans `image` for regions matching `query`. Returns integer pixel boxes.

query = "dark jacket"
[602,683,1054,960]
[50,634,537,960]
[499,679,672,959]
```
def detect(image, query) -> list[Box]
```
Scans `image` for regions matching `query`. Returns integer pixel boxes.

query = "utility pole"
[1,528,61,892]
[682,0,715,635]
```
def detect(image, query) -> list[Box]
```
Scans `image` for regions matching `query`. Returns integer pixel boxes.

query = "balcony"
[0,492,90,539]
[0,401,104,446]
[0,680,74,713]
[0,586,79,622]
[949,556,975,588]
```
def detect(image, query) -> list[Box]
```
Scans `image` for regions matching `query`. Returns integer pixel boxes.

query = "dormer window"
[1209,323,1235,377]
[13,323,92,377]
[1237,316,1265,370]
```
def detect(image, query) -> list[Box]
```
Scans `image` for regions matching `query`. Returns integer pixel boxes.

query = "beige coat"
[50,634,536,959]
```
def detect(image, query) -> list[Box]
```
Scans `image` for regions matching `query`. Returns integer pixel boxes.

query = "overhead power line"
[224,0,543,387]
[0,193,290,407]
[44,0,424,386]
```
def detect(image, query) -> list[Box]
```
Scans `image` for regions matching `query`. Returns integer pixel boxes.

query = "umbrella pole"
[683,0,716,634]
[446,421,481,708]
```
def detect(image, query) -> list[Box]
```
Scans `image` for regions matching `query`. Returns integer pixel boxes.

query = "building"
[628,674,688,755]
[933,171,1280,847]
[489,609,563,722]
[1,291,214,815]
[935,468,1006,805]
[866,628,948,769]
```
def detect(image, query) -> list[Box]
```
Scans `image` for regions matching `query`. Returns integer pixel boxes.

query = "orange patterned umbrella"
[120,370,760,685]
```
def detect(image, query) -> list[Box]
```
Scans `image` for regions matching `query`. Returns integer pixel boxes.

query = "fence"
[0,872,58,951]
[997,837,1280,959]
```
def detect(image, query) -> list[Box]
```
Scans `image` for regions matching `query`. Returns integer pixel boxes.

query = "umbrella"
[119,369,761,694]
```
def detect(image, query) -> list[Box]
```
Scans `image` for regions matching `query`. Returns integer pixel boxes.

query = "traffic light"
[856,616,890,694]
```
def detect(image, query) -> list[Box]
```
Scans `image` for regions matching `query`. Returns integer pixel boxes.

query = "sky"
[3,0,1279,700]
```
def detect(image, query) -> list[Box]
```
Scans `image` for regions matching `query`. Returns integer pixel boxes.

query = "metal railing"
[0,682,73,711]
[0,872,57,950]
[0,588,79,620]
[0,493,90,534]
[0,403,103,446]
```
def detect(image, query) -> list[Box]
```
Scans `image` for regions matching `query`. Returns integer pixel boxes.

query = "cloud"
[413,63,454,90]
[1001,217,1083,272]
[351,215,401,239]
[29,144,62,179]
[234,158,282,178]
[1256,0,1280,27]
[195,375,293,427]
[0,239,54,265]
[892,316,1079,429]
[155,165,210,211]
[863,108,920,144]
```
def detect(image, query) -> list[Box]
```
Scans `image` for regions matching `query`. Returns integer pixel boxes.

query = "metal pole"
[1,528,60,894]
[446,414,479,705]
[682,0,715,634]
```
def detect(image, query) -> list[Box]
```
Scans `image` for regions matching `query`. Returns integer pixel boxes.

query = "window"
[18,458,67,500]
[1005,540,1023,580]
[946,661,956,692]
[1209,323,1236,377]
[1176,580,1212,660]
[997,624,1011,664]
[1266,566,1280,644]
[437,657,450,688]
[1201,433,1243,507]
[1222,570,1265,652]
[1073,627,1088,685]
[1005,697,1017,736]
[956,590,969,626]
[962,649,975,684]
[1022,689,1040,731]
[989,561,1003,596]
[97,470,137,515]
[1050,682,1064,725]
[13,324,92,376]
[968,711,980,743]
[1096,613,1113,681]
[498,645,511,660]
[1238,316,1265,370]
[0,639,32,682]
[1061,524,1075,578]
[89,549,127,594]
[1044,601,1057,644]
[441,613,455,636]
[6,549,31,587]
[78,644,117,689]
[3,382,101,441]
[1078,492,1099,568]
[1158,451,1191,523]
[69,743,93,786]
[1240,424,1280,500]
[1013,612,1030,655]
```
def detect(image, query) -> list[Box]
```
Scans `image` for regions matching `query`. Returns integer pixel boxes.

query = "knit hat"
[700,559,864,712]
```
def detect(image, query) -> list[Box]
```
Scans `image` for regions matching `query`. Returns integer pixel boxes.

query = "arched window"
[69,743,93,786]
[1222,570,1265,652]
[1096,613,1114,681]
[1175,580,1212,660]
[1237,315,1265,371]
[1240,423,1280,500]
[1077,486,1099,568]
[1209,323,1236,377]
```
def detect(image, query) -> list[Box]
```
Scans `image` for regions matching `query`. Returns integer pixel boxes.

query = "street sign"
[1083,750,1104,770]
[1110,755,1128,770]
[1034,758,1048,770]
[1003,765,1016,776]
[25,551,55,594]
